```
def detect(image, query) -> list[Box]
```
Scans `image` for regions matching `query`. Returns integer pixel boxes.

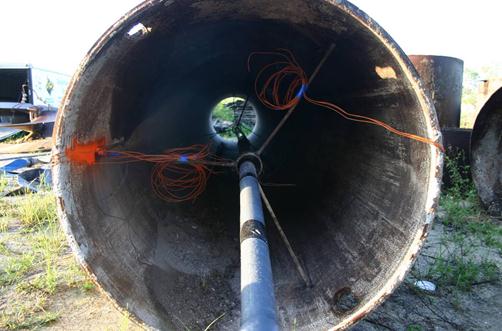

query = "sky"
[0,0,500,76]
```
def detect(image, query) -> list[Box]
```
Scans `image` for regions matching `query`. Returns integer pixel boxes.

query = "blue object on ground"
[0,158,32,172]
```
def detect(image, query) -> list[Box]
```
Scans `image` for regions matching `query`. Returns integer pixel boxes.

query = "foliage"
[426,250,498,291]
[12,192,57,229]
[212,98,236,122]
[0,174,8,193]
[462,68,481,108]
[423,151,502,292]
[0,194,95,330]
[212,97,256,139]
[0,253,36,286]
[441,152,502,253]
[442,149,474,200]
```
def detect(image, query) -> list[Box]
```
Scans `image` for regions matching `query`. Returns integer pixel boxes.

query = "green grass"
[440,153,502,254]
[0,194,95,330]
[212,98,237,122]
[426,253,498,291]
[422,151,502,292]
[0,174,8,193]
[0,218,9,232]
[0,253,36,286]
[0,240,10,255]
[3,192,58,229]
[212,97,256,139]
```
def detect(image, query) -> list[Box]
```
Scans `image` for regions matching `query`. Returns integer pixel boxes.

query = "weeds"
[16,192,57,229]
[0,240,10,255]
[427,253,498,291]
[0,174,8,193]
[0,292,58,330]
[443,149,473,199]
[0,253,36,286]
[439,152,502,254]
[0,218,9,232]
[0,193,95,330]
[423,151,502,292]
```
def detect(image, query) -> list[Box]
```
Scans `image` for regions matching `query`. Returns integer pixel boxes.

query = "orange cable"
[248,49,444,152]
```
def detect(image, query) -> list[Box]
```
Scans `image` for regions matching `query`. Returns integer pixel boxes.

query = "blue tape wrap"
[178,155,189,163]
[295,84,307,98]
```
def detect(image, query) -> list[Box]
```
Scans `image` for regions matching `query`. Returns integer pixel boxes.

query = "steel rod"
[259,184,311,287]
[239,160,279,331]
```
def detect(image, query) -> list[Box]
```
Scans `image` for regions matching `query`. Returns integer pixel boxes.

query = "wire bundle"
[248,49,308,111]
[66,140,232,203]
[148,145,230,203]
[248,49,444,151]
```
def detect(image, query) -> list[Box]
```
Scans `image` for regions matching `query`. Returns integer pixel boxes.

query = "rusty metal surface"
[471,88,502,216]
[409,55,464,129]
[52,1,443,330]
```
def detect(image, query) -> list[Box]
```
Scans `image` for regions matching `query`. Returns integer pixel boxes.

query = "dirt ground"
[39,289,143,331]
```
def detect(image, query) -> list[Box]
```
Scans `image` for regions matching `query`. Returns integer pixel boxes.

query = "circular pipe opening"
[211,97,258,141]
[53,1,442,330]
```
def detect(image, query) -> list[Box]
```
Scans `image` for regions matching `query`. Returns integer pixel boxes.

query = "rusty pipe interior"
[53,1,442,330]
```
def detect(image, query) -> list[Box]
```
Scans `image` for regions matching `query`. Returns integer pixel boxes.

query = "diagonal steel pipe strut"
[239,160,279,331]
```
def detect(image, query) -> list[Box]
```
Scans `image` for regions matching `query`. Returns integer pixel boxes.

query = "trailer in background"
[0,64,70,138]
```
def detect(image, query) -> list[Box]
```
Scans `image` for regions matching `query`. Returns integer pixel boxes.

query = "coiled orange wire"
[248,49,444,152]
[66,140,231,203]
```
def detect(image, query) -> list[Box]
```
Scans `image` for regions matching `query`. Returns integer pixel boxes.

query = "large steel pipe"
[471,88,502,216]
[409,55,464,129]
[52,1,442,330]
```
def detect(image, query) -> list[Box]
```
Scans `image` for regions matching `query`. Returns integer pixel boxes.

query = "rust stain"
[375,66,397,79]
[57,196,66,212]
[420,224,429,240]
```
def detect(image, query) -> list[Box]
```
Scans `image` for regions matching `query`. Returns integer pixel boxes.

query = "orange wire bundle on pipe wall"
[65,140,232,203]
[248,49,444,152]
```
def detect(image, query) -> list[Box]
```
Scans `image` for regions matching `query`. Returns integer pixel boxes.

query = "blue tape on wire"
[178,155,189,163]
[106,151,121,157]
[295,84,307,98]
